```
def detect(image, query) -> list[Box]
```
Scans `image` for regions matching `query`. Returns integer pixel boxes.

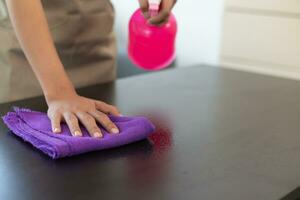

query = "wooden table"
[1,65,300,200]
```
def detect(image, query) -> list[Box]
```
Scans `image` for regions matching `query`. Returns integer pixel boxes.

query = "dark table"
[1,65,300,200]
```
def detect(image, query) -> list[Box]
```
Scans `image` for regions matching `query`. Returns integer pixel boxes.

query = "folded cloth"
[2,107,155,159]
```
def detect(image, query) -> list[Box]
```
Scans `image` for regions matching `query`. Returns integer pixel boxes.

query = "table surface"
[1,65,300,200]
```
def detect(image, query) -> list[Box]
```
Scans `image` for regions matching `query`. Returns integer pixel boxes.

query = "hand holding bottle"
[128,0,177,70]
[138,0,177,25]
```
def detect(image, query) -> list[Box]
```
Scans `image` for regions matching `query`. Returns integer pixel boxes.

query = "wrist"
[44,82,77,104]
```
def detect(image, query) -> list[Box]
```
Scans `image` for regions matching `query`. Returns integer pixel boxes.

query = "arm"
[6,0,120,137]
[6,0,75,99]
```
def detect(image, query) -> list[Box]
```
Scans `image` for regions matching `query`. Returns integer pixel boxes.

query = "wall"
[221,0,300,80]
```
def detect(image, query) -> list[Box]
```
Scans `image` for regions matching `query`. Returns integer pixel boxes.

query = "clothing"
[0,0,117,103]
[2,107,155,159]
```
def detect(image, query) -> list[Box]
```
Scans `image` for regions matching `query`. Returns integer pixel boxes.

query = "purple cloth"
[2,107,155,159]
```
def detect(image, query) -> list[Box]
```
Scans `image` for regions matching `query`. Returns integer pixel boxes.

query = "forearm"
[5,0,76,102]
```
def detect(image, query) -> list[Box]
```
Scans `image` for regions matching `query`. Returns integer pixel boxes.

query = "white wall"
[221,0,300,81]
[111,0,224,67]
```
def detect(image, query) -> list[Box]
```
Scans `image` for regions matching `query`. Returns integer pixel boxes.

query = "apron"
[0,0,117,103]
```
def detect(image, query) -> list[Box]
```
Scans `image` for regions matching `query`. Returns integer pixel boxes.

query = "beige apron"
[0,0,117,103]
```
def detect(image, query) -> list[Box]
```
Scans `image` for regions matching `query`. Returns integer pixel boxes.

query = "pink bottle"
[128,1,177,71]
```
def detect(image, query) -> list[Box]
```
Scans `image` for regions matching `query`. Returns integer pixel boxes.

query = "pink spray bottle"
[128,0,177,71]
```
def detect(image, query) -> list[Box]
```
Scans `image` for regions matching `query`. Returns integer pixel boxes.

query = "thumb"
[138,0,150,18]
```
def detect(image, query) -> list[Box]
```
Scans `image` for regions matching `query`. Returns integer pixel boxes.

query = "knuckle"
[162,10,170,18]
[96,101,104,109]
[105,121,115,129]
[63,111,71,118]
[84,115,94,123]
[109,106,119,113]
[100,114,110,122]
[47,110,56,118]
[47,112,54,119]
[69,124,77,130]
[68,121,78,129]
[68,116,78,124]
[104,103,112,108]
[141,6,148,12]
[87,109,96,114]
[96,111,106,118]
[73,108,82,114]
[83,119,96,128]
[47,109,52,116]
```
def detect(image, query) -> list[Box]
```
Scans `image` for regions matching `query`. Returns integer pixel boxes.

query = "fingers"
[63,112,82,137]
[149,10,169,25]
[76,112,103,138]
[51,102,120,138]
[148,0,176,25]
[89,110,119,134]
[48,112,62,133]
[95,101,121,116]
[138,0,150,18]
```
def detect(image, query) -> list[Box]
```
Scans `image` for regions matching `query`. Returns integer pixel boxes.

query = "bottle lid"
[148,0,161,17]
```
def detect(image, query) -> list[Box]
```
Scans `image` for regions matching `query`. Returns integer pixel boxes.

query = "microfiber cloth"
[2,107,155,159]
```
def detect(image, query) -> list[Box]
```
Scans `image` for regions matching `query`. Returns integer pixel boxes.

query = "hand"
[47,92,121,138]
[138,0,177,25]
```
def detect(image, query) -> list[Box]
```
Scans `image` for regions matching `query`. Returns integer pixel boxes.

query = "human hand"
[47,92,121,138]
[138,0,177,25]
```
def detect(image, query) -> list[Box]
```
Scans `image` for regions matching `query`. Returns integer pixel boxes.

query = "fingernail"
[74,131,82,137]
[53,128,61,133]
[94,132,103,138]
[111,128,119,134]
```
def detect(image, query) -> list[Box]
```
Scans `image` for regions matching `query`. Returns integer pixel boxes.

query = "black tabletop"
[1,65,300,200]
